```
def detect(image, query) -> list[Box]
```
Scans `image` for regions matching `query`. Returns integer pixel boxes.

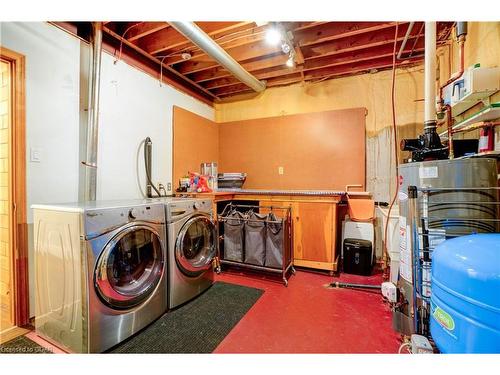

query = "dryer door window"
[176,215,216,277]
[95,225,164,310]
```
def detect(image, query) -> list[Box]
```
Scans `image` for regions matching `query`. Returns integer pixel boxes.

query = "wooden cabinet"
[258,198,339,272]
[291,202,337,272]
[175,192,340,272]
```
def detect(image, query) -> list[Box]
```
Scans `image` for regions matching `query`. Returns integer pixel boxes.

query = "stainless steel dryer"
[33,199,167,353]
[165,198,217,309]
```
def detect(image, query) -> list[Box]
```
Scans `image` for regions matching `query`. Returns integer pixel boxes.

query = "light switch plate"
[30,147,42,162]
[278,166,284,175]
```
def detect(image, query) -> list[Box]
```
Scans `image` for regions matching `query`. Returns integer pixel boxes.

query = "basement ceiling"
[101,21,454,102]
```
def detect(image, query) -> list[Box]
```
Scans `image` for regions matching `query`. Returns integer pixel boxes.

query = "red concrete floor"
[214,269,402,353]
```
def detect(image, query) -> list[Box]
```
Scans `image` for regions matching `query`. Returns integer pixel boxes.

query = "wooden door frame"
[0,46,29,327]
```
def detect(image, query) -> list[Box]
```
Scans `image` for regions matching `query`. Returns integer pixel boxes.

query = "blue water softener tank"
[430,234,500,353]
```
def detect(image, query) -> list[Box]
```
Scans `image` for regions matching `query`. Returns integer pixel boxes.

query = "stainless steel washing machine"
[165,198,217,309]
[33,199,167,353]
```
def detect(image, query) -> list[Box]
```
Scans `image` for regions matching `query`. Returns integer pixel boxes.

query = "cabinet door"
[293,202,334,264]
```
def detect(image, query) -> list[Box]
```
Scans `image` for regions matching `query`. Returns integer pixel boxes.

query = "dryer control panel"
[166,198,212,223]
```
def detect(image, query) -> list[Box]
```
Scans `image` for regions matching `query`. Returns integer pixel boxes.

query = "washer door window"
[95,225,164,310]
[176,215,216,277]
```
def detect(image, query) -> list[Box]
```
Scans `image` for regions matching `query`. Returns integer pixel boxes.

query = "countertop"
[176,189,346,196]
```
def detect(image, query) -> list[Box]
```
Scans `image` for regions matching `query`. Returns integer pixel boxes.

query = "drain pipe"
[169,22,266,93]
[82,22,103,201]
[424,21,437,130]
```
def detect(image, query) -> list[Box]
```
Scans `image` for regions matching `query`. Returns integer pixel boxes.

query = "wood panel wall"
[172,106,218,187]
[218,108,366,190]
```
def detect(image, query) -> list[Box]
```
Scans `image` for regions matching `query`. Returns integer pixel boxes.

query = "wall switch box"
[278,166,284,175]
[30,147,42,162]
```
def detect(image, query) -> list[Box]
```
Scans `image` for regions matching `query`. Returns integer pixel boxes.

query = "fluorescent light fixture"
[265,27,282,45]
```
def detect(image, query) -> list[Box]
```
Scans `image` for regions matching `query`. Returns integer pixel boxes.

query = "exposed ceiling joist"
[141,22,254,55]
[188,52,289,83]
[126,22,170,41]
[174,41,281,74]
[94,21,454,100]
[304,55,416,80]
[102,25,219,100]
[295,21,400,47]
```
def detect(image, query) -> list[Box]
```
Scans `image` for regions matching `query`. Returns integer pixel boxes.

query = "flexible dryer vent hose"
[330,281,381,290]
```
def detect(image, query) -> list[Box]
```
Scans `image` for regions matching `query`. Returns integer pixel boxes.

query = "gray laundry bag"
[223,210,245,262]
[265,212,284,269]
[244,211,267,266]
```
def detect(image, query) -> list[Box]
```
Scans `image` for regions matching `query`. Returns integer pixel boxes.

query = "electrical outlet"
[30,147,42,162]
[167,182,172,191]
[278,166,284,175]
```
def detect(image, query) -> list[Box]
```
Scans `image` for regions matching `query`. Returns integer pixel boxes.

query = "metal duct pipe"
[397,22,415,59]
[169,22,266,93]
[424,22,437,128]
[83,22,103,201]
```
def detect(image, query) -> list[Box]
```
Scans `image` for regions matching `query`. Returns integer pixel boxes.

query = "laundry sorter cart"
[217,203,295,286]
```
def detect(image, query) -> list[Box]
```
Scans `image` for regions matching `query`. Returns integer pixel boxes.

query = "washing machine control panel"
[85,203,165,237]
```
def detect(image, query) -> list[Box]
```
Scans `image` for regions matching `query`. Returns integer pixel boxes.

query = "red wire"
[383,22,400,279]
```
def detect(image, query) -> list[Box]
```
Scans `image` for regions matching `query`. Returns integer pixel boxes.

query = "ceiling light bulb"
[265,28,282,45]
[286,58,295,68]
[281,42,291,54]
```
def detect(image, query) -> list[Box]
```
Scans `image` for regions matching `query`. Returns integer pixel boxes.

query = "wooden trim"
[0,46,29,327]
[0,326,30,345]
[293,259,337,271]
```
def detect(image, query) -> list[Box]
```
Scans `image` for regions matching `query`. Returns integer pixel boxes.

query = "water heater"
[393,158,498,336]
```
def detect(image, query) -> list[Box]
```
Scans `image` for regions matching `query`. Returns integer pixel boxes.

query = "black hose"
[144,137,162,198]
[329,281,381,290]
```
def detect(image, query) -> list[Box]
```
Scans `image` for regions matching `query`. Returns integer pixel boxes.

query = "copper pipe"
[382,22,400,277]
[452,121,500,134]
[444,104,454,159]
[439,34,466,106]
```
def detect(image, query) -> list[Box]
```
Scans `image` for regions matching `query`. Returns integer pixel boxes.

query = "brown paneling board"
[172,106,219,187]
[218,108,366,190]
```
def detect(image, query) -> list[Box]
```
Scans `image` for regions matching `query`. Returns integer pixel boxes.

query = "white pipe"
[170,22,266,93]
[424,22,437,126]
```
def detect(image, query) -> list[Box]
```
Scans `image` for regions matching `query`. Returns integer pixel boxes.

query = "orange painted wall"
[172,106,219,186]
[218,108,366,190]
